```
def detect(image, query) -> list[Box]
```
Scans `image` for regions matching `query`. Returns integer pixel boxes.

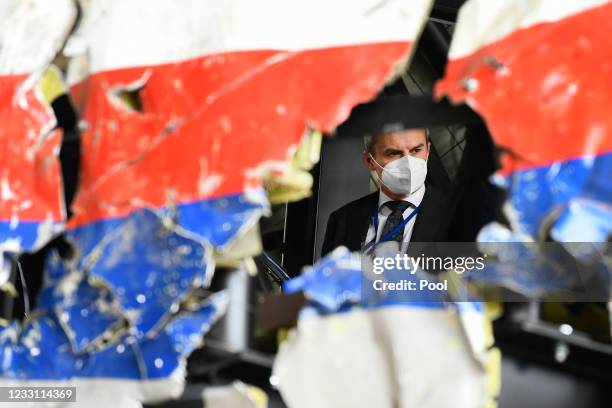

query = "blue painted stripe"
[0,220,63,250]
[66,192,266,260]
[500,151,612,239]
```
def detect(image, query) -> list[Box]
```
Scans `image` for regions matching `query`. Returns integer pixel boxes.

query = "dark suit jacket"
[321,185,451,257]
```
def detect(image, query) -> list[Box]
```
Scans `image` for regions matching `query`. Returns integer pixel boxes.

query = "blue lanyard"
[363,205,420,253]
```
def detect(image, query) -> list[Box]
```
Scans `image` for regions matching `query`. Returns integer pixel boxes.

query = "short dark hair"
[365,127,430,156]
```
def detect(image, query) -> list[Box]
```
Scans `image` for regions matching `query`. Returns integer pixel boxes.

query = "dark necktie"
[380,201,412,243]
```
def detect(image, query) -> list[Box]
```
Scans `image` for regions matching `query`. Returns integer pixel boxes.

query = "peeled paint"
[66,209,213,338]
[0,291,228,406]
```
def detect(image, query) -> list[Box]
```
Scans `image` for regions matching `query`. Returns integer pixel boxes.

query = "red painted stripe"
[436,2,612,175]
[69,42,412,227]
[0,74,64,222]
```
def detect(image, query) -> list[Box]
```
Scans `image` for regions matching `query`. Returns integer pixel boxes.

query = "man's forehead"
[376,128,427,148]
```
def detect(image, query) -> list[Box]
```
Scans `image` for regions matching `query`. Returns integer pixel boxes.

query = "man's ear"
[363,151,376,171]
[425,141,432,160]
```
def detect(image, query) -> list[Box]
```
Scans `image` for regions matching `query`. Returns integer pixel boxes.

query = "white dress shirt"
[364,186,425,253]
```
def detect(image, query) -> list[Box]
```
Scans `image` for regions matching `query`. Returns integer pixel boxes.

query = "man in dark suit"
[321,126,450,256]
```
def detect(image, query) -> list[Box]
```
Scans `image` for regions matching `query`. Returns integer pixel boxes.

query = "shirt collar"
[378,185,426,210]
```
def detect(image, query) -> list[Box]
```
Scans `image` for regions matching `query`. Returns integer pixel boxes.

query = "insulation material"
[436,0,612,242]
[264,130,323,204]
[0,0,76,282]
[203,381,269,408]
[275,247,499,408]
[213,223,262,270]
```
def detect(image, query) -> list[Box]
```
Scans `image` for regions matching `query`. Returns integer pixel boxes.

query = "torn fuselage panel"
[436,0,612,241]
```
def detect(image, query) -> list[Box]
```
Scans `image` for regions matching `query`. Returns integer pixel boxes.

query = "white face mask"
[369,154,427,196]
